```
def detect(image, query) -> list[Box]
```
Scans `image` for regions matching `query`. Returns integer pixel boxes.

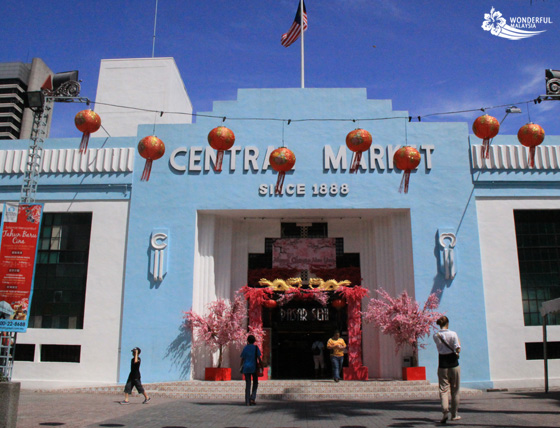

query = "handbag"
[438,334,460,359]
[257,357,264,377]
[256,346,264,377]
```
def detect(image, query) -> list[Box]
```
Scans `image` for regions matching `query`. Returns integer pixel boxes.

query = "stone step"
[43,380,483,401]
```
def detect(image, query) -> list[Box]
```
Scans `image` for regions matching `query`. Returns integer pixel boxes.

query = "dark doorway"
[265,301,348,379]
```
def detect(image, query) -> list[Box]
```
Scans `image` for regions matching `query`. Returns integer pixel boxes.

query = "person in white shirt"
[433,316,461,424]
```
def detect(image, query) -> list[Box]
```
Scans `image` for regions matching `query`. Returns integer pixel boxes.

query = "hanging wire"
[78,96,546,126]
[526,101,532,123]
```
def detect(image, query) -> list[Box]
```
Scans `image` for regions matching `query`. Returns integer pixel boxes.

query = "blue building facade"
[4,87,560,389]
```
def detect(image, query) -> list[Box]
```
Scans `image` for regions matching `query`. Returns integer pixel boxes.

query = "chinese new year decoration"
[138,136,166,181]
[75,109,101,154]
[208,126,235,172]
[263,299,277,309]
[472,114,500,159]
[346,128,372,173]
[269,147,296,195]
[517,122,545,168]
[393,146,421,194]
[331,299,346,310]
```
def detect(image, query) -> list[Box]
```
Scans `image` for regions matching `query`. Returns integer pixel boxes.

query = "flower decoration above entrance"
[240,282,369,381]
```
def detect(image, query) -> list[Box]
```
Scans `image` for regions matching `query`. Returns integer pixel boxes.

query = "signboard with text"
[272,238,336,271]
[0,203,43,332]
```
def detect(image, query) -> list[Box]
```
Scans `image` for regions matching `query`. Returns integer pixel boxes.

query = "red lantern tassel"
[350,152,362,173]
[214,150,224,172]
[481,138,490,159]
[79,133,90,154]
[399,170,411,194]
[275,172,286,195]
[528,147,536,168]
[141,160,153,181]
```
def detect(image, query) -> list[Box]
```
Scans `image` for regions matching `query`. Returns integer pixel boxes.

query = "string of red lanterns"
[74,110,101,154]
[518,123,545,168]
[346,128,372,173]
[208,126,236,172]
[472,114,500,159]
[393,146,421,194]
[71,108,549,185]
[138,136,166,181]
[269,147,296,195]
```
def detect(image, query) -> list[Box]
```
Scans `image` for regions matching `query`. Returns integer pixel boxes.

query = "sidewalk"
[16,388,560,428]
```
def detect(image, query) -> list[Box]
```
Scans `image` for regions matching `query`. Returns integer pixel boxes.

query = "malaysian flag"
[281,1,308,47]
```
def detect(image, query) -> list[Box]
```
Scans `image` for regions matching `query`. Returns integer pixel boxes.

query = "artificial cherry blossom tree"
[363,288,442,366]
[184,294,263,368]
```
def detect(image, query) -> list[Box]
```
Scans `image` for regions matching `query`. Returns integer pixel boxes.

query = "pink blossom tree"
[362,288,442,366]
[184,294,263,368]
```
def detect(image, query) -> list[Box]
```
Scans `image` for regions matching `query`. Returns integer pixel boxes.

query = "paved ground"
[15,388,560,428]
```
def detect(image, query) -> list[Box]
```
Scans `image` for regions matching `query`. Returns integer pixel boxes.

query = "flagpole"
[152,0,159,58]
[300,0,304,88]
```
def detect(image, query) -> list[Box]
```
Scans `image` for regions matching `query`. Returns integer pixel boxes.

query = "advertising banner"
[0,203,43,332]
[272,238,336,270]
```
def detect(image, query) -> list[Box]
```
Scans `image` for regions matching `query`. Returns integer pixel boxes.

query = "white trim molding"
[472,145,560,170]
[0,148,134,175]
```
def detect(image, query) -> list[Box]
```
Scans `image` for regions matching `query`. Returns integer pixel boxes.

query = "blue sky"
[2,0,559,138]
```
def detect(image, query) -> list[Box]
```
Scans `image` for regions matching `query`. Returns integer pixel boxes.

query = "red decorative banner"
[0,203,43,332]
[272,238,336,271]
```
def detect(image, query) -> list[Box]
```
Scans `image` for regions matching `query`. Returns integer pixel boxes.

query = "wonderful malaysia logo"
[482,7,553,40]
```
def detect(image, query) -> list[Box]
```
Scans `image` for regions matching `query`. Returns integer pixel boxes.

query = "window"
[28,213,92,329]
[14,344,35,362]
[40,344,81,363]
[514,210,560,326]
[525,342,560,360]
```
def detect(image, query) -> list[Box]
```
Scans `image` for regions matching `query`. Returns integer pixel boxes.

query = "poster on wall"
[272,238,336,271]
[0,203,43,332]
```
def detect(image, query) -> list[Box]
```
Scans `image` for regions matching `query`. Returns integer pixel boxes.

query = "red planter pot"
[402,366,426,381]
[205,367,232,381]
[258,367,269,381]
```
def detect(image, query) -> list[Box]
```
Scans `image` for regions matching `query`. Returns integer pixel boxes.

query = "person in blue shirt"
[240,334,262,406]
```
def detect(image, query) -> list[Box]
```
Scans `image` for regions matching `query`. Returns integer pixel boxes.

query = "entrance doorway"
[264,301,348,379]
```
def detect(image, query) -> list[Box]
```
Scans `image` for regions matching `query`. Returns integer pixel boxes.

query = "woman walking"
[240,334,261,406]
[433,316,461,423]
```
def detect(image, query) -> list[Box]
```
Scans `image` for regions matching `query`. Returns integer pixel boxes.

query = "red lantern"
[75,110,101,154]
[393,146,421,194]
[346,128,372,173]
[472,114,500,159]
[518,123,545,168]
[269,147,296,195]
[138,136,165,181]
[263,299,277,309]
[208,126,235,172]
[331,299,346,310]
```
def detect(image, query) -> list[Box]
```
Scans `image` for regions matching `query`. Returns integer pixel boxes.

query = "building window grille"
[28,213,92,329]
[514,210,560,326]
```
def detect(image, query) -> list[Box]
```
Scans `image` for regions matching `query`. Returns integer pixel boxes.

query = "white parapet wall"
[94,58,193,138]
